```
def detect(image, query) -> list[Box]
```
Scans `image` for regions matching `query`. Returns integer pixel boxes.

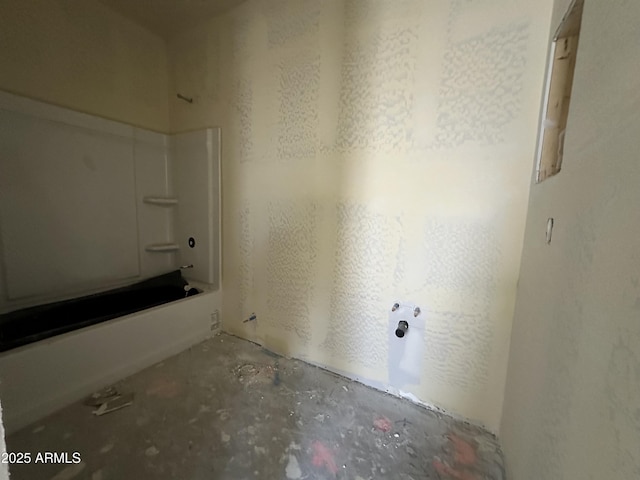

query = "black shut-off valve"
[395,321,409,338]
[393,304,420,338]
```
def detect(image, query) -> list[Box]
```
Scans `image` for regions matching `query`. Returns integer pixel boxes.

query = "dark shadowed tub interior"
[0,270,199,352]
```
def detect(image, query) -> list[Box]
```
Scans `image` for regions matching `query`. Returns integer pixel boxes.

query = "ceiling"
[99,0,247,38]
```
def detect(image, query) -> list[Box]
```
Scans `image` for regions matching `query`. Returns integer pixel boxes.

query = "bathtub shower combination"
[0,91,221,433]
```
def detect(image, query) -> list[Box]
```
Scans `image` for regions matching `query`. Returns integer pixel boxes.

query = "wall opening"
[535,0,584,183]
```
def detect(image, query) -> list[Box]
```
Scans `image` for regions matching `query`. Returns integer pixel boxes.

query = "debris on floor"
[92,393,134,416]
[6,333,505,480]
[234,363,258,378]
[234,362,278,387]
[84,386,120,407]
[145,446,160,457]
[285,454,302,479]
[273,362,281,386]
[84,386,135,416]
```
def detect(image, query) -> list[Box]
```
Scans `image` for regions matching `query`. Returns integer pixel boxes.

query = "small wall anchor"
[243,313,257,323]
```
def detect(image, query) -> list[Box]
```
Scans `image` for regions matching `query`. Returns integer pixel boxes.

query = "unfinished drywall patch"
[423,310,492,390]
[265,0,320,48]
[323,203,397,369]
[422,220,500,291]
[336,23,418,152]
[344,0,423,25]
[433,21,530,148]
[169,0,553,430]
[392,219,498,390]
[277,54,320,161]
[265,200,318,344]
[232,78,255,163]
[238,205,255,320]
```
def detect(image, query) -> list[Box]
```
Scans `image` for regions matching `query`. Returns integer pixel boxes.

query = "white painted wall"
[173,129,222,288]
[501,0,640,478]
[167,0,553,430]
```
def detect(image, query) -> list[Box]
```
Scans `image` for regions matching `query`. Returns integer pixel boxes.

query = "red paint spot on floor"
[373,416,392,433]
[433,459,478,480]
[432,432,480,480]
[146,378,181,398]
[449,434,477,466]
[311,440,338,475]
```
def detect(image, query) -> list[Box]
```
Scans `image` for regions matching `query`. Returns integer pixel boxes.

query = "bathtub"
[0,277,221,433]
[0,270,199,353]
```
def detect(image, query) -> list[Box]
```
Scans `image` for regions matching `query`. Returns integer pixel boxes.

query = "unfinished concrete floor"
[6,333,504,480]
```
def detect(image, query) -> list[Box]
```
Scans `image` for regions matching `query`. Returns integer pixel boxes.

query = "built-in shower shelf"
[143,196,178,206]
[145,243,179,252]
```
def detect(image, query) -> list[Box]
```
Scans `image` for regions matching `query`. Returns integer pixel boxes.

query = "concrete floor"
[6,333,504,480]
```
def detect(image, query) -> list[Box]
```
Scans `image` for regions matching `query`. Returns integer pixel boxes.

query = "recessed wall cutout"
[535,0,584,182]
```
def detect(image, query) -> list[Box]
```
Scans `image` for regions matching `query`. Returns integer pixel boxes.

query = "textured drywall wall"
[0,0,170,132]
[501,0,640,478]
[168,0,552,430]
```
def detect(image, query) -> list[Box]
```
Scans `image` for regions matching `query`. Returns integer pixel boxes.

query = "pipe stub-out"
[395,321,409,338]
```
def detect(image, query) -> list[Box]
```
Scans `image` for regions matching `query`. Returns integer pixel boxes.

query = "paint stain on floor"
[373,416,393,433]
[5,333,504,479]
[145,377,181,398]
[311,440,339,475]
